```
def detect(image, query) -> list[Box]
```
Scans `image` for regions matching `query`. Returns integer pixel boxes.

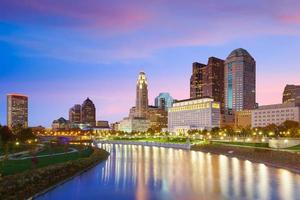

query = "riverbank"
[0,148,109,200]
[192,143,300,173]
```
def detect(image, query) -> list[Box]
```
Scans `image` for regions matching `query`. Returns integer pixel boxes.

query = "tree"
[17,128,36,142]
[0,126,14,144]
[282,120,299,129]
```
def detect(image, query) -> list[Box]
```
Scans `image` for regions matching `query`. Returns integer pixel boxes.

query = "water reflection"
[37,144,300,200]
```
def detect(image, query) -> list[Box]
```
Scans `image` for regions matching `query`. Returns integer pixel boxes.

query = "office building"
[128,72,168,131]
[224,48,256,113]
[7,93,28,129]
[252,102,300,128]
[96,120,110,128]
[118,117,150,133]
[155,93,174,111]
[81,98,96,127]
[168,98,220,133]
[52,117,70,131]
[283,84,300,105]
[190,62,206,99]
[136,71,148,118]
[235,110,252,128]
[69,104,81,124]
[190,57,225,112]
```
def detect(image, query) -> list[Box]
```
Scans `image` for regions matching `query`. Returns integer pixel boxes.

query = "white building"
[118,117,150,133]
[168,98,220,133]
[252,102,300,128]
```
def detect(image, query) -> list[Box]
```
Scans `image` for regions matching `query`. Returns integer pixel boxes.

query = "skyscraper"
[155,93,174,111]
[7,93,28,129]
[81,98,96,126]
[190,62,206,99]
[127,71,168,131]
[69,104,82,124]
[283,84,300,105]
[136,71,148,118]
[189,57,225,112]
[224,48,256,113]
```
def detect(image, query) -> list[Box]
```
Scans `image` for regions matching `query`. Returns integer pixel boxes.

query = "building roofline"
[7,93,28,97]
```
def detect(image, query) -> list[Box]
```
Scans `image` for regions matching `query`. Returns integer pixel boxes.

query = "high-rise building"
[7,93,28,129]
[69,104,81,124]
[127,71,168,131]
[224,48,256,113]
[154,93,174,111]
[189,57,225,112]
[190,62,206,99]
[81,98,96,127]
[283,84,300,105]
[136,71,149,118]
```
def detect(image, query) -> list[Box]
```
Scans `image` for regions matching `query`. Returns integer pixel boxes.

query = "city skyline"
[1,0,300,127]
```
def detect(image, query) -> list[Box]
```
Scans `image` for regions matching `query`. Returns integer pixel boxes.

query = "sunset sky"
[1,0,300,127]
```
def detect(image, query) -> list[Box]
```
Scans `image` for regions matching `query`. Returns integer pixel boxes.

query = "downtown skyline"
[1,0,300,127]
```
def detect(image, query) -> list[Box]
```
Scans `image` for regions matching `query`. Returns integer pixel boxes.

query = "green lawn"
[212,141,269,148]
[0,146,93,176]
[286,145,300,151]
[0,143,37,156]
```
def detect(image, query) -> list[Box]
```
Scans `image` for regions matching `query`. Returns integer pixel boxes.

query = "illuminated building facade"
[252,102,300,128]
[7,93,28,129]
[225,48,256,113]
[168,98,220,133]
[136,71,148,118]
[118,117,150,133]
[283,84,300,105]
[190,62,206,99]
[96,120,110,128]
[155,93,174,111]
[235,110,252,128]
[81,98,96,127]
[128,72,168,131]
[69,104,81,124]
[52,117,70,131]
[190,57,225,112]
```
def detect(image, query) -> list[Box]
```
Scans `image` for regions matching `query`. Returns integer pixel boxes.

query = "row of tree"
[187,120,300,137]
[0,125,36,145]
[105,120,300,138]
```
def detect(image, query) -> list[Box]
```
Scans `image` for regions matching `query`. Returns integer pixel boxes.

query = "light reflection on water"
[37,144,300,200]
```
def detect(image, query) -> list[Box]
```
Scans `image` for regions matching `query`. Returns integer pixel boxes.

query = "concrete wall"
[269,138,300,149]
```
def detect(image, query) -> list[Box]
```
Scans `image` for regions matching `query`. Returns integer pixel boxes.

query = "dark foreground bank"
[192,143,300,173]
[0,148,109,200]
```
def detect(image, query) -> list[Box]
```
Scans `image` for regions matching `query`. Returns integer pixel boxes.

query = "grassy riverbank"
[0,143,38,156]
[0,148,109,200]
[192,143,300,173]
[0,145,93,176]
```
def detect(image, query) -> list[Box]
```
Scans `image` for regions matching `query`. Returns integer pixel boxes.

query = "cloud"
[1,0,300,63]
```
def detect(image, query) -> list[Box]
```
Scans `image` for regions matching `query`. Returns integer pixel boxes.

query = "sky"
[0,0,300,127]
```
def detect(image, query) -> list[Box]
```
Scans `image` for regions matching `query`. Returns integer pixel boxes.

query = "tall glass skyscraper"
[155,93,174,111]
[224,48,256,112]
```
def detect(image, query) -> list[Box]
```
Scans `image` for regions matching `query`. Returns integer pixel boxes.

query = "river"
[37,144,300,200]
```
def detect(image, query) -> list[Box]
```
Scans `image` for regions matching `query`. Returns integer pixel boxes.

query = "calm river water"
[37,144,300,200]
